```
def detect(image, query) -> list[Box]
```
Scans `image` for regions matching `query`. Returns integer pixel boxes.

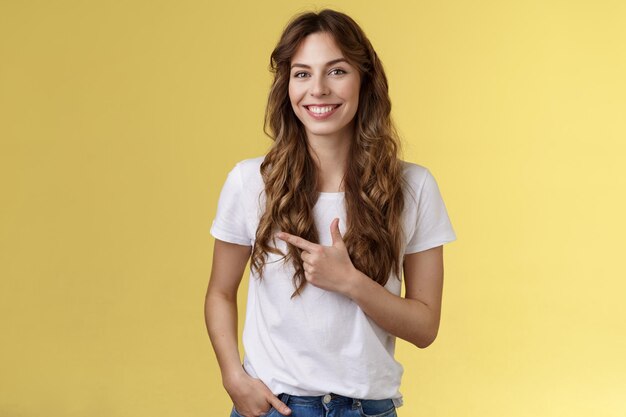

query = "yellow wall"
[1,1,624,416]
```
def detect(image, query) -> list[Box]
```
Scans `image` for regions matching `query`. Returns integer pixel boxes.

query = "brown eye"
[329,68,347,75]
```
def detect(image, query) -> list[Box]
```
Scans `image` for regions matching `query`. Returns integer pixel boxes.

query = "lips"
[304,104,341,119]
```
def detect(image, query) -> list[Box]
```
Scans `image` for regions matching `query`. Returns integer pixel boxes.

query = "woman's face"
[288,32,361,142]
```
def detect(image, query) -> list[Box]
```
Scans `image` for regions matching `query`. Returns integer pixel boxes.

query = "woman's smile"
[304,104,342,119]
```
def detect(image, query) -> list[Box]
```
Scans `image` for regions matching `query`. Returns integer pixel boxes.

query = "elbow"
[413,327,439,349]
[414,310,441,349]
[414,337,435,349]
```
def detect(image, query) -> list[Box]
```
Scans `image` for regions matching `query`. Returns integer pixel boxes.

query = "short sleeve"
[405,169,457,254]
[210,163,252,246]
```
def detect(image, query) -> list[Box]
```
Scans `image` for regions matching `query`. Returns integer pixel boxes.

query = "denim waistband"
[277,392,393,409]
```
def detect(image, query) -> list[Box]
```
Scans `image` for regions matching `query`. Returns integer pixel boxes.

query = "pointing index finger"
[275,232,318,252]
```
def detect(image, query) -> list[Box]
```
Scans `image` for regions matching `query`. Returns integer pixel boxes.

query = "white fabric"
[210,156,456,407]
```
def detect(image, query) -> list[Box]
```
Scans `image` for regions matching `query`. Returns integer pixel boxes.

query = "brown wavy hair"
[250,9,406,298]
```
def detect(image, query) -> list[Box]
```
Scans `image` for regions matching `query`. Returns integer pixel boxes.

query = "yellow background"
[1,0,624,416]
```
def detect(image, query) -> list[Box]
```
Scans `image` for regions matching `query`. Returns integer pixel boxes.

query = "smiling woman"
[205,8,457,417]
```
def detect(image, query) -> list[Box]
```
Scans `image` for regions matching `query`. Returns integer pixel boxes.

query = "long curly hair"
[251,9,406,298]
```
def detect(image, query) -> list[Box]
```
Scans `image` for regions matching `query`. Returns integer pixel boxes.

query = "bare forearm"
[204,293,247,384]
[346,270,439,348]
[275,222,443,348]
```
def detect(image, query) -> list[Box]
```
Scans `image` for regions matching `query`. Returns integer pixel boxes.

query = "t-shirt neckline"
[317,191,345,199]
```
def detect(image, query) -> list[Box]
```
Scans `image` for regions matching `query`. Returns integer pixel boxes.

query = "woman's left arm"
[348,246,444,349]
[276,218,445,349]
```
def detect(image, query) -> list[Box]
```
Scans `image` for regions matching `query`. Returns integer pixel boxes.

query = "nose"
[310,75,329,97]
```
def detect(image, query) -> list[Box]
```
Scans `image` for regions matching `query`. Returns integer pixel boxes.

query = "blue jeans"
[230,393,398,417]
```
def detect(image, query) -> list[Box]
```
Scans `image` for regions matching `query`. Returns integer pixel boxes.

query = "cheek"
[338,80,360,103]
[349,80,361,101]
[288,84,305,122]
[288,83,302,106]
[343,82,360,119]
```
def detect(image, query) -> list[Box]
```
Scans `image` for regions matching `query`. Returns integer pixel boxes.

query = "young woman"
[205,9,456,417]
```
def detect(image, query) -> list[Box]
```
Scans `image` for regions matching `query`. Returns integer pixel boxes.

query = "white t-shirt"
[210,156,456,407]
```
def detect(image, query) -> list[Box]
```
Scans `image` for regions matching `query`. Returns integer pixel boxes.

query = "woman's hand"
[276,218,358,296]
[224,372,291,417]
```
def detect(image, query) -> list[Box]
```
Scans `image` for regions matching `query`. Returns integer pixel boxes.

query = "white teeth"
[307,105,337,114]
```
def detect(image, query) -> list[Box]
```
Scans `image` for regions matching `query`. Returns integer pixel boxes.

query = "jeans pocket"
[231,404,276,417]
[358,399,397,417]
[231,405,245,417]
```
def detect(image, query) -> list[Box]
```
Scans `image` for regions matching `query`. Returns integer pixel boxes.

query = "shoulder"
[232,155,265,175]
[401,160,430,180]
[227,156,266,184]
[221,156,267,202]
[400,160,432,196]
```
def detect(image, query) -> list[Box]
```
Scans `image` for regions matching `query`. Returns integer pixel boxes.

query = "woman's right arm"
[204,239,291,417]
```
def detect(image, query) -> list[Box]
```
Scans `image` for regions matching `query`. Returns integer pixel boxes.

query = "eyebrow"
[290,58,349,70]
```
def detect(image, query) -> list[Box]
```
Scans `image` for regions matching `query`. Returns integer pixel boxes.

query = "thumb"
[330,218,344,247]
[268,395,291,415]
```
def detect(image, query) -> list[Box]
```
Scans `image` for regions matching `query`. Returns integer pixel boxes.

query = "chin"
[307,128,343,137]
